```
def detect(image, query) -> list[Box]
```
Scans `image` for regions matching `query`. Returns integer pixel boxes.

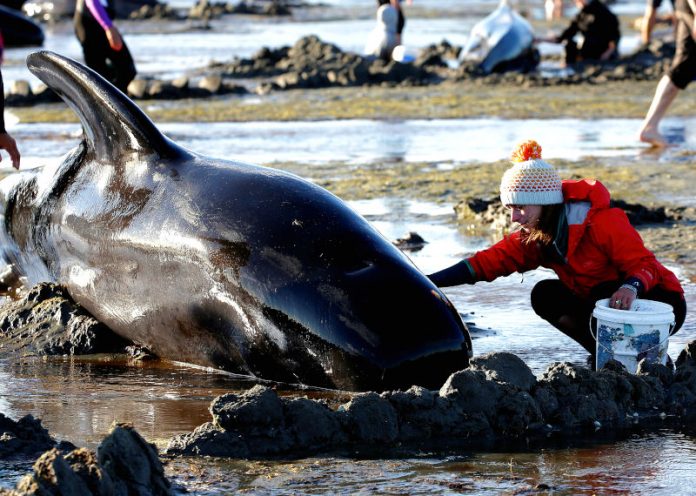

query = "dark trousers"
[74,18,136,93]
[531,279,686,355]
[564,38,617,65]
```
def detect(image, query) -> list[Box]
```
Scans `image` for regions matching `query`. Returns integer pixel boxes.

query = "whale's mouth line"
[168,359,356,394]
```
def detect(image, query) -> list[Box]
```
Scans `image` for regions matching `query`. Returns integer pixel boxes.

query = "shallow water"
[6,115,696,180]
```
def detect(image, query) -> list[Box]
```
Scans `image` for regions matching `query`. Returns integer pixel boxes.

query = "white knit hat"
[499,140,563,206]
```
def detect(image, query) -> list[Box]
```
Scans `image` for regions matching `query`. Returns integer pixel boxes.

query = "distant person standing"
[545,0,564,20]
[639,0,696,147]
[73,0,136,93]
[0,46,20,170]
[551,0,620,65]
[390,0,412,45]
[640,0,676,47]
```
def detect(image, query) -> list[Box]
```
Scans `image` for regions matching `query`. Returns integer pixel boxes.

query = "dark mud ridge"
[0,421,173,496]
[5,36,676,106]
[165,349,696,458]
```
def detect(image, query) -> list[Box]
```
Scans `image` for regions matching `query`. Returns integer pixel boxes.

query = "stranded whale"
[0,51,472,391]
[460,0,539,74]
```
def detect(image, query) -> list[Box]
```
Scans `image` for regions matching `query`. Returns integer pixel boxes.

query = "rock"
[637,359,674,386]
[0,414,62,459]
[4,423,172,495]
[127,79,149,99]
[393,232,428,251]
[340,392,398,444]
[10,80,31,97]
[283,398,344,449]
[97,423,171,495]
[0,283,131,357]
[210,385,284,434]
[469,352,537,392]
[198,75,222,94]
[171,76,189,89]
[439,369,501,419]
[30,84,60,104]
[166,422,250,458]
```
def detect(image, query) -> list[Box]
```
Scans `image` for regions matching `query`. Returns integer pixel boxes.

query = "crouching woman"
[428,140,686,362]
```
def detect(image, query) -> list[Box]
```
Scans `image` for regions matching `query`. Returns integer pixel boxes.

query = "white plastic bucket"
[592,298,675,373]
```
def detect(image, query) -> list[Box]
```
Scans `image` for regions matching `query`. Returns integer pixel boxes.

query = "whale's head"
[195,167,473,390]
[24,50,471,391]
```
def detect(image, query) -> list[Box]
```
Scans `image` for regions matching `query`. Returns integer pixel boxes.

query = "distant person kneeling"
[550,0,621,65]
[74,0,137,92]
[364,0,398,61]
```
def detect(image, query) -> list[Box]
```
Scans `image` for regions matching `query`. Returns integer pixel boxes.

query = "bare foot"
[638,129,668,148]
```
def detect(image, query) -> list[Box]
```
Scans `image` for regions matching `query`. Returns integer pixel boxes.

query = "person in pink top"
[0,33,20,170]
[73,0,136,92]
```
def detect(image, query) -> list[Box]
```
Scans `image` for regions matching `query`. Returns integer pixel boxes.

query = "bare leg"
[545,0,563,20]
[640,5,657,46]
[638,75,680,147]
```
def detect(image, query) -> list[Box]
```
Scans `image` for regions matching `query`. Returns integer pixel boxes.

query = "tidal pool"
[6,115,696,176]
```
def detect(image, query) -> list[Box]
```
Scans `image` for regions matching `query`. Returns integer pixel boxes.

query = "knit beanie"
[499,140,563,206]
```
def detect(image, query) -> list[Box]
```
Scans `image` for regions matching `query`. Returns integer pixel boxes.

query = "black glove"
[427,259,476,288]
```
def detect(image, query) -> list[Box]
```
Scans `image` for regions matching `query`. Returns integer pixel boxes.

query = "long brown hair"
[521,204,563,246]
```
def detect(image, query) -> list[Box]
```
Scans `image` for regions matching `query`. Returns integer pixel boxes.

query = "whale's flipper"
[26,50,185,161]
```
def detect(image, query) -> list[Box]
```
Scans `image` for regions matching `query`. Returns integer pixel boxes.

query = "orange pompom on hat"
[500,140,563,206]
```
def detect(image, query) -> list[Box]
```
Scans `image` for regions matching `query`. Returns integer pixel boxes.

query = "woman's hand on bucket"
[610,287,637,310]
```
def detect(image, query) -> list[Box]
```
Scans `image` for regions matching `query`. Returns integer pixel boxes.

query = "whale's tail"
[26,50,187,163]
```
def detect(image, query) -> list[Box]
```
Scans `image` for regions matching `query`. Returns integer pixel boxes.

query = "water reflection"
[160,431,696,495]
[0,357,247,448]
[7,117,696,174]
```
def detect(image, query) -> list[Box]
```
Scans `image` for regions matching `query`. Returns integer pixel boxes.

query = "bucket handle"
[589,314,675,354]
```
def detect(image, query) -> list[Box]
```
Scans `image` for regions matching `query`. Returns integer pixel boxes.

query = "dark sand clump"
[165,348,696,458]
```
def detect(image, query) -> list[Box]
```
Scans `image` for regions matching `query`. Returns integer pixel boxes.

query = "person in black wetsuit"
[73,0,136,93]
[552,0,621,65]
[0,67,20,170]
[390,0,412,45]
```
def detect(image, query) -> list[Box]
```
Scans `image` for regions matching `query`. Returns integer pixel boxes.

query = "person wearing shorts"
[638,0,696,146]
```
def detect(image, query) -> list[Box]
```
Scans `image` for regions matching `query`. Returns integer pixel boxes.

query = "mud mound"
[0,283,131,357]
[166,346,696,458]
[0,414,73,460]
[1,423,172,496]
[4,36,677,107]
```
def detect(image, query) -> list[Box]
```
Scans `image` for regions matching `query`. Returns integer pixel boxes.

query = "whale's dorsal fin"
[27,50,186,162]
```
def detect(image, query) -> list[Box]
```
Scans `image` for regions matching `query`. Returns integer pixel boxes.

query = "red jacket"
[468,179,683,298]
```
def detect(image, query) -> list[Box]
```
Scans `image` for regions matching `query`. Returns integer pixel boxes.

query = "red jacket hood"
[562,179,610,209]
